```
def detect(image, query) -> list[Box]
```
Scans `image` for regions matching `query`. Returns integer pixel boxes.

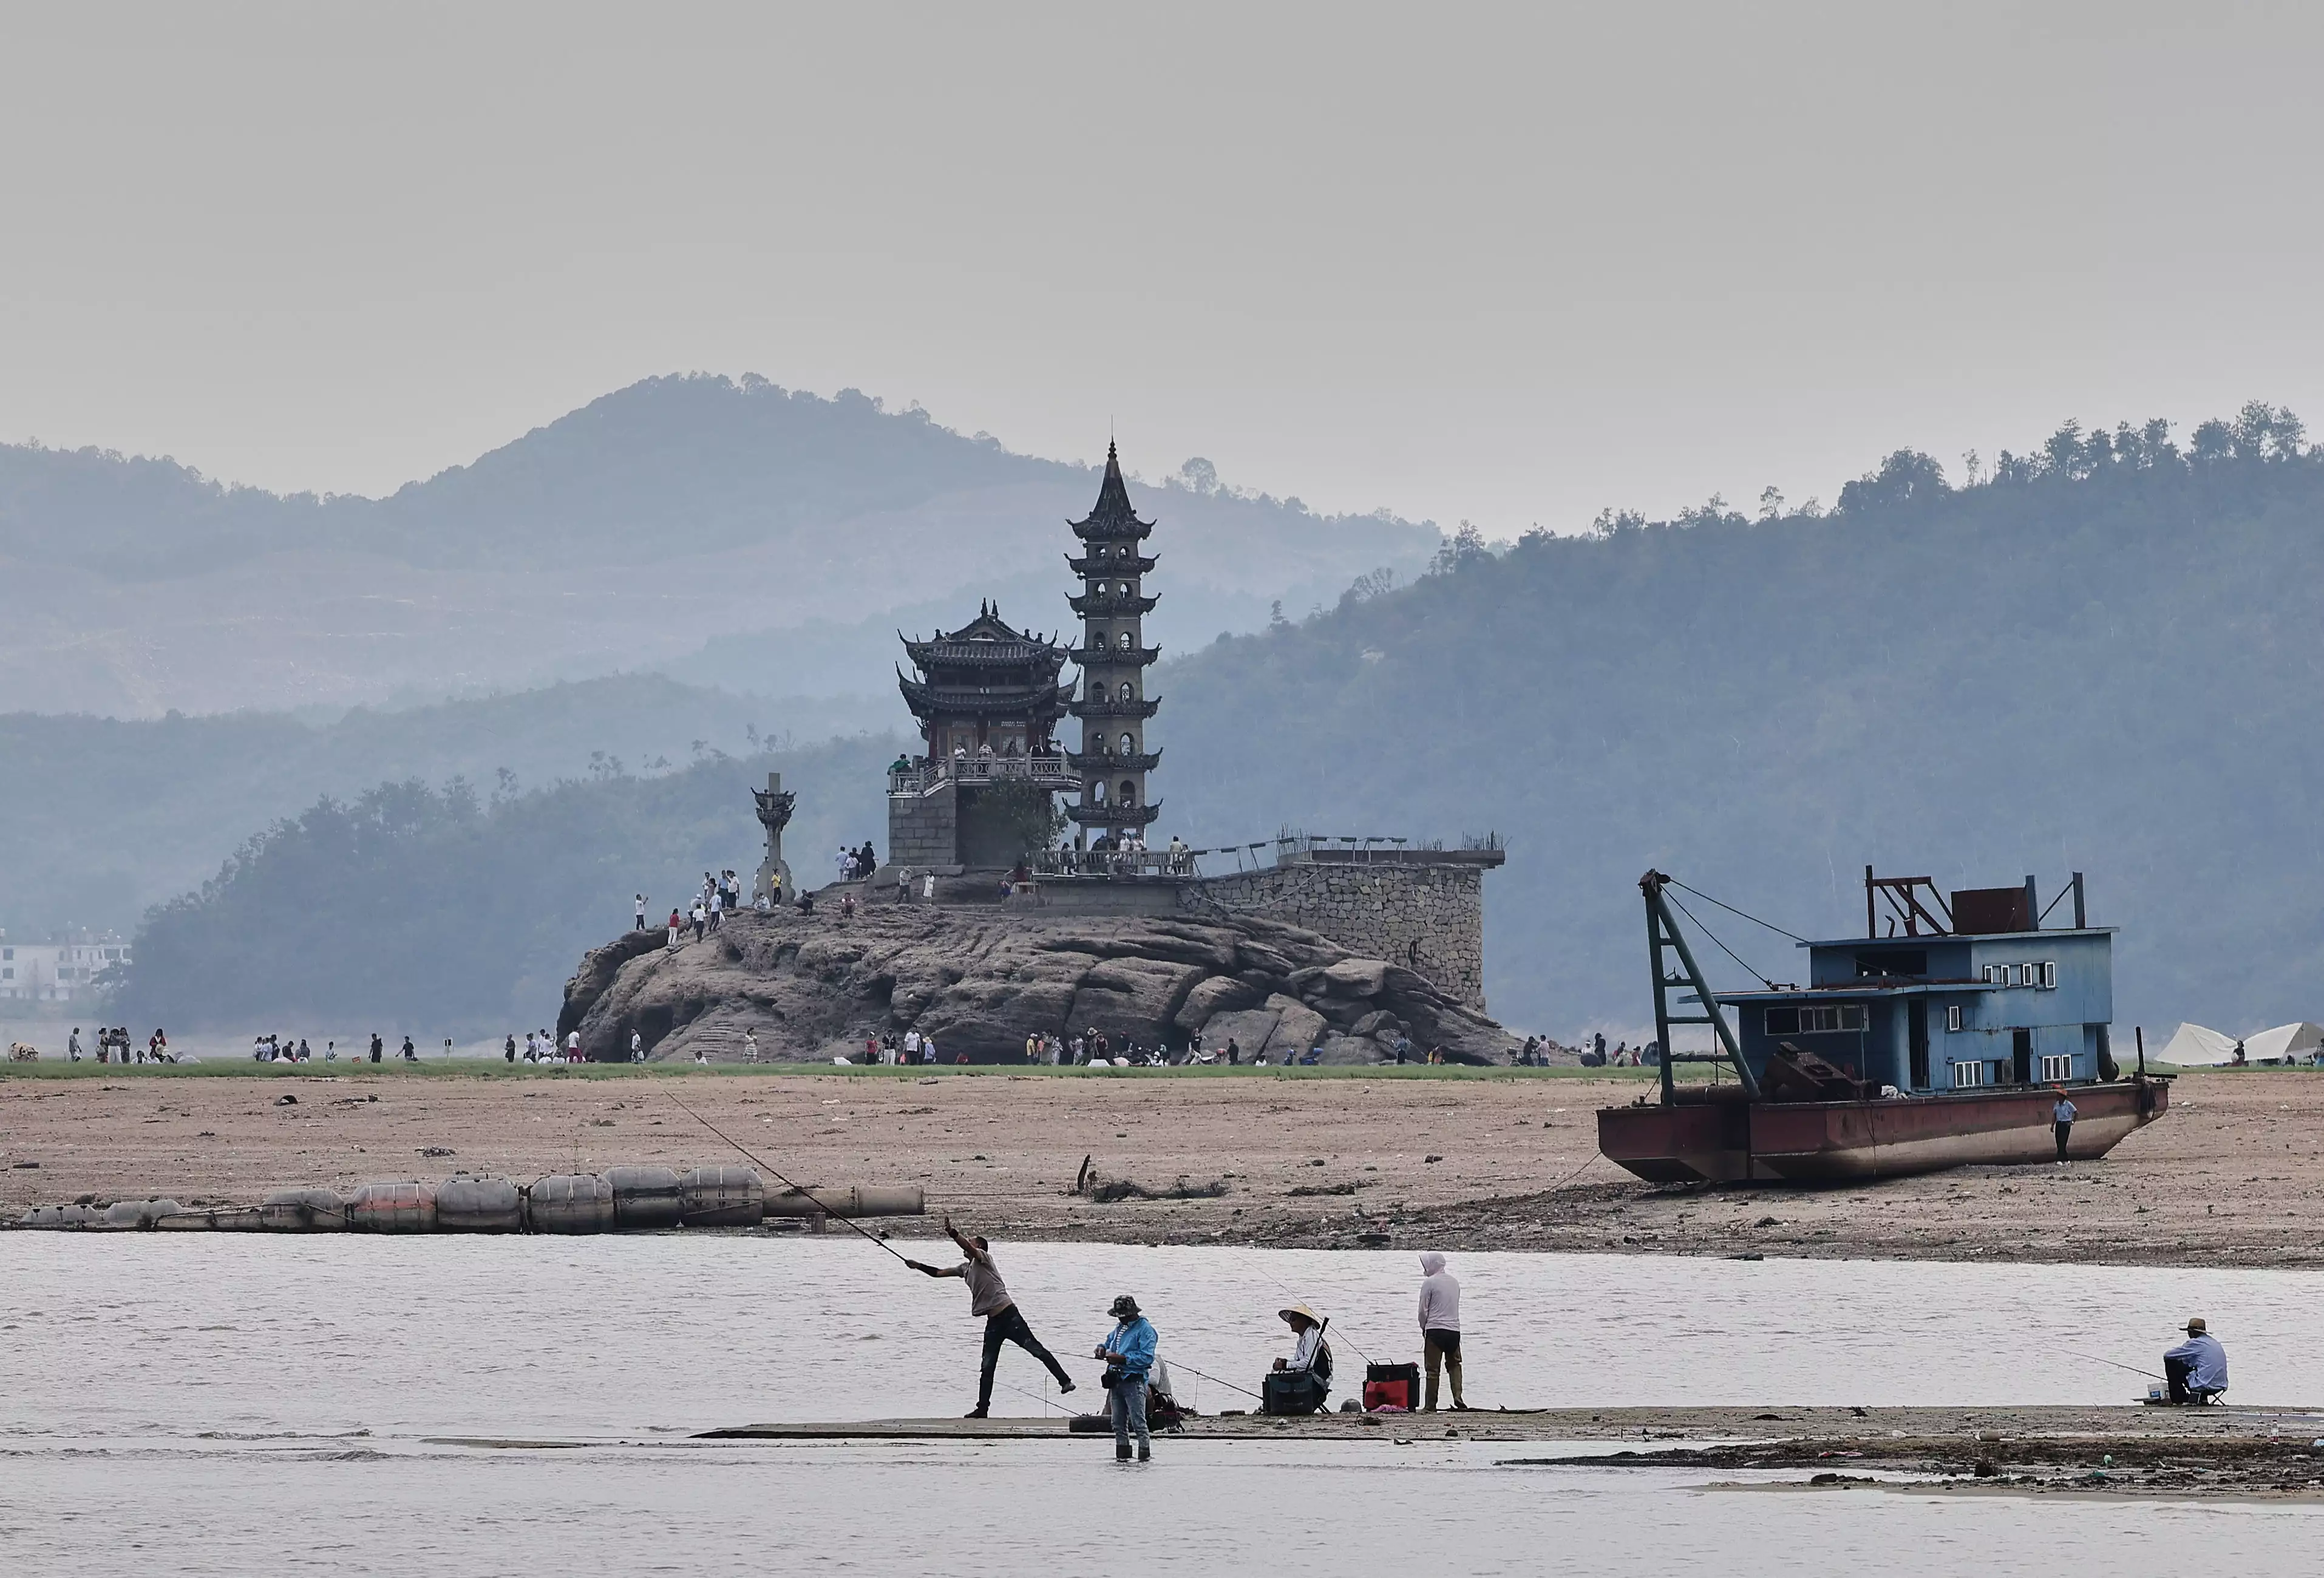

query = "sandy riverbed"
[3,1065,2320,1267]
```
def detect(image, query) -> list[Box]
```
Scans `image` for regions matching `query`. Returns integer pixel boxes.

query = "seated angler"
[1264,1303,1333,1415]
[2163,1316,2227,1404]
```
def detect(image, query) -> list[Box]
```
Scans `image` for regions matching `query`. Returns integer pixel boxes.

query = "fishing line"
[1163,1358,1266,1402]
[648,1070,913,1267]
[2064,1348,2164,1381]
[1243,1255,1379,1366]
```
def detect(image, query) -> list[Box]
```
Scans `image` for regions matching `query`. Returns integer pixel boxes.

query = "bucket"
[679,1165,764,1226]
[605,1165,685,1230]
[526,1174,614,1234]
[261,1188,351,1231]
[437,1176,524,1233]
[347,1180,438,1233]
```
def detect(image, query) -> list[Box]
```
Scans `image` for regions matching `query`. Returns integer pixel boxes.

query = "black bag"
[1262,1370,1326,1416]
[1101,1367,1125,1390]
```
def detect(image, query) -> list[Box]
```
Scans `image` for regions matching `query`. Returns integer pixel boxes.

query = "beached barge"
[1599,869,2169,1182]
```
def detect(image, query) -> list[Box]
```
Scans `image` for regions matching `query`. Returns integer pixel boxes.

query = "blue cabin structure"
[1717,872,2115,1095]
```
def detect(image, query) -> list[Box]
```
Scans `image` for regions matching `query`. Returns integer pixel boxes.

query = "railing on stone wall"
[888,755,1078,795]
[1028,846,1203,879]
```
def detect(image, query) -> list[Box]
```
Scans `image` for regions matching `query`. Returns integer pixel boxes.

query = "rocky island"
[557,903,1521,1066]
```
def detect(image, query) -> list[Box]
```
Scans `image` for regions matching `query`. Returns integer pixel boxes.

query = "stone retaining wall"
[887,783,957,869]
[1187,859,1489,1009]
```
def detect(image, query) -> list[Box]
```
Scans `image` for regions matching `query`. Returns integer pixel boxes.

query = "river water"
[7,1237,2322,1574]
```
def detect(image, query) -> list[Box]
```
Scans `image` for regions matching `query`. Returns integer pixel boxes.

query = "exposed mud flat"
[4,1066,2322,1268]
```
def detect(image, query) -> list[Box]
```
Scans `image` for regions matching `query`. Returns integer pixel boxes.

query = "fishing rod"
[2065,1348,2164,1382]
[1243,1256,1379,1366]
[648,1070,913,1267]
[1163,1357,1266,1403]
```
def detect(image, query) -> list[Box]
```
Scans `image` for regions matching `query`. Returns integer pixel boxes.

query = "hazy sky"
[4,2,2321,534]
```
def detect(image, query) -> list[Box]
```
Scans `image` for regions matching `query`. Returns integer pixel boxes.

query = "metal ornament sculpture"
[753,772,796,903]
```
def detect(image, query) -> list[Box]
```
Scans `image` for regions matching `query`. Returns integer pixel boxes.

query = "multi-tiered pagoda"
[1065,442,1162,846]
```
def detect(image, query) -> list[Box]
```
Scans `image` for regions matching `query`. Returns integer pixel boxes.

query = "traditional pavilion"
[895,601,1073,763]
[1065,441,1163,845]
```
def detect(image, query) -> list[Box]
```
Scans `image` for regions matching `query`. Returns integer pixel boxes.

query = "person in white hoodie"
[1417,1252,1467,1412]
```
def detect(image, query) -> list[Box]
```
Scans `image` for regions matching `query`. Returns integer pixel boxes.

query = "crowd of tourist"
[63,1025,174,1064]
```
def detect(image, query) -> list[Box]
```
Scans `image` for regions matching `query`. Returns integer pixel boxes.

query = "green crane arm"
[1641,869,1760,1103]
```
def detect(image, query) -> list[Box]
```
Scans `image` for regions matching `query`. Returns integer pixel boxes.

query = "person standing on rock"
[635,893,647,931]
[1418,1252,1467,1412]
[906,1217,1076,1418]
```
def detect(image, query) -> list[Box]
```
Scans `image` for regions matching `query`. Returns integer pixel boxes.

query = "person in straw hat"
[2163,1316,2228,1405]
[1268,1302,1333,1415]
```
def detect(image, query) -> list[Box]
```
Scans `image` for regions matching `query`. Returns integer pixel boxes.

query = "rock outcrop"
[557,906,1520,1066]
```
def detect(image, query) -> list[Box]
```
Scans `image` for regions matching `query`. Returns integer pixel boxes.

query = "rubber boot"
[1138,1443,1150,1462]
[1116,1444,1132,1462]
[1447,1351,1467,1410]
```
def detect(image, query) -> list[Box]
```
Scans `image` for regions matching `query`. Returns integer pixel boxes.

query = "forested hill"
[0,376,1434,715]
[111,736,897,1033]
[1158,404,2324,1039]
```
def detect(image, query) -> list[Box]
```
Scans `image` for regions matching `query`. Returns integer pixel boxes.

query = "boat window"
[1855,951,1927,978]
[2040,1053,2073,1081]
[2039,961,2057,990]
[1951,1060,1986,1088]
[1945,1004,1964,1032]
[1797,1004,1866,1033]
[1765,1007,1799,1035]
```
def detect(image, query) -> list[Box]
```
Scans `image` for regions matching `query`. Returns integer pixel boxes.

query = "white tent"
[2242,1022,2324,1064]
[2156,1022,2240,1067]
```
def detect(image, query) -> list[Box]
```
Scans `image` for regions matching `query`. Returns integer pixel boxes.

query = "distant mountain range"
[18,394,2324,1046]
[0,375,1436,716]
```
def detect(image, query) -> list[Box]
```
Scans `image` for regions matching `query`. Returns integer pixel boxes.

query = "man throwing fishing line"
[907,1217,1076,1418]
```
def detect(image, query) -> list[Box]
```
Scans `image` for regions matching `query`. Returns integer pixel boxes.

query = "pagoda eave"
[1067,552,1157,576]
[1070,517,1155,543]
[1066,749,1163,774]
[1071,646,1161,668]
[1069,697,1161,721]
[1065,801,1163,828]
[1066,594,1160,617]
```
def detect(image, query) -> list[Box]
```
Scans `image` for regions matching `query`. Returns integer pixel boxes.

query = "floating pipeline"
[8,1169,923,1235]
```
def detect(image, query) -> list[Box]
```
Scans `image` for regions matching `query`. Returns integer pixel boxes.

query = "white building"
[0,934,132,1004]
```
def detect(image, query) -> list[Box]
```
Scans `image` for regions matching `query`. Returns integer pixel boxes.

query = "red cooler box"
[1364,1361,1419,1412]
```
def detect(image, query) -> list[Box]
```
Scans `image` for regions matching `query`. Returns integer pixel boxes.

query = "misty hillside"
[112,737,898,1033]
[0,375,1435,716]
[0,676,894,939]
[1152,405,2323,1039]
[88,403,2324,1043]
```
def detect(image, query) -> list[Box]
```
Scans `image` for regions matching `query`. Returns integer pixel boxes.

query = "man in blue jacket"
[1095,1294,1158,1462]
[2163,1316,2227,1404]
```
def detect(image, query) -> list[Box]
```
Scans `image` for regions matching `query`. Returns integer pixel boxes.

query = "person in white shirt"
[903,1027,923,1065]
[566,1029,582,1063]
[1418,1252,1466,1412]
[742,1028,758,1063]
[1274,1304,1328,1377]
[630,1029,644,1063]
